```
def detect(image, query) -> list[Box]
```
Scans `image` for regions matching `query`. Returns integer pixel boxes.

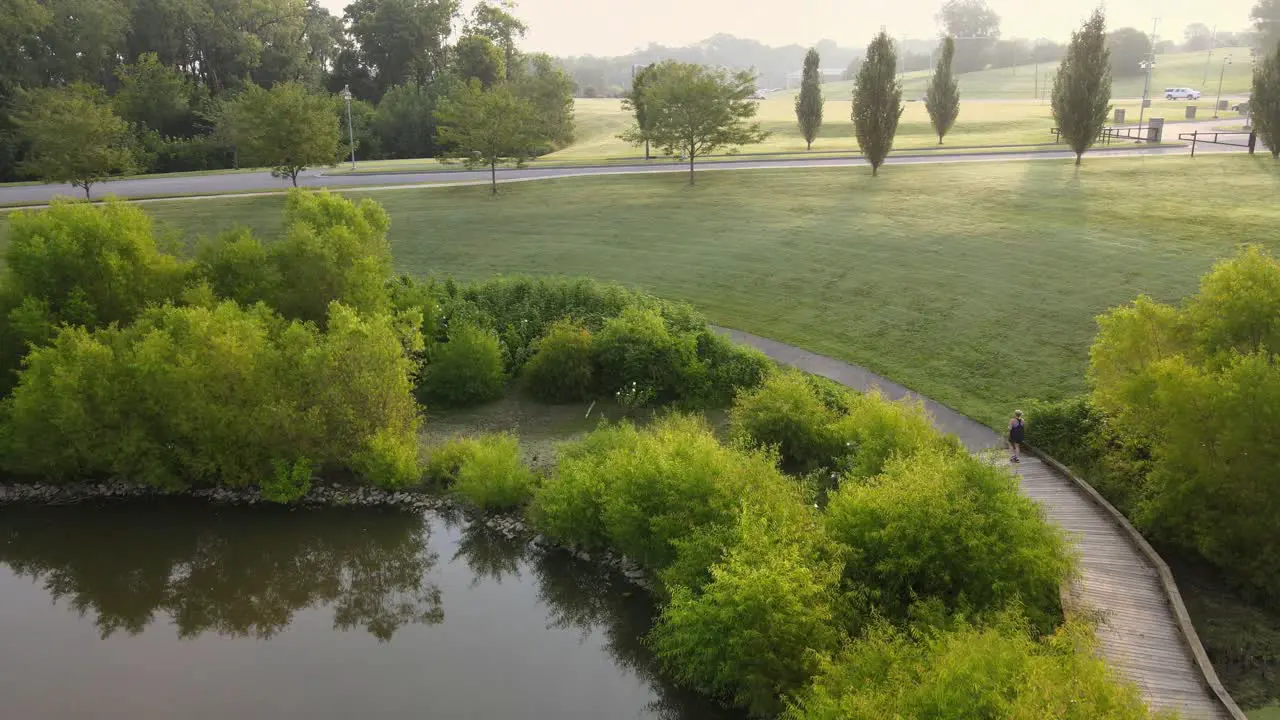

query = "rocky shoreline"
[0,479,447,511]
[0,480,655,590]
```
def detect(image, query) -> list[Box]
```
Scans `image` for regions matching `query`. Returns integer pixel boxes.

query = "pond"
[0,502,742,720]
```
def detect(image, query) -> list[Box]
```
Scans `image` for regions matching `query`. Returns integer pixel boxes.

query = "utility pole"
[1137,17,1159,135]
[1214,55,1232,118]
[1202,25,1217,87]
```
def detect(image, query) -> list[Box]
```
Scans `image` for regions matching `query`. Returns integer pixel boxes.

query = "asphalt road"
[0,118,1252,207]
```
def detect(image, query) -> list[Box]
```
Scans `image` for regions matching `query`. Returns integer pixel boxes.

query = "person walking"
[1008,410,1026,463]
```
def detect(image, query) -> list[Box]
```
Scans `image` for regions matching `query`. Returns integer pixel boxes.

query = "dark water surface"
[0,503,740,720]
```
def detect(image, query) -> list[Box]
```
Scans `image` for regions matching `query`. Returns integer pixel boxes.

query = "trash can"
[1114,108,1126,124]
[1185,105,1197,120]
[1142,98,1152,108]
[1147,118,1164,143]
[1237,102,1250,115]
[1218,100,1230,111]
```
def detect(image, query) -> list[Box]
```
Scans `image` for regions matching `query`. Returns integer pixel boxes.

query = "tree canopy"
[15,84,135,198]
[795,48,824,150]
[621,61,768,184]
[1254,37,1280,159]
[1051,9,1113,166]
[435,79,545,193]
[851,32,904,176]
[217,82,340,185]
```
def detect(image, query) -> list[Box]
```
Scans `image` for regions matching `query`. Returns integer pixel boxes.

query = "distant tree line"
[0,0,575,184]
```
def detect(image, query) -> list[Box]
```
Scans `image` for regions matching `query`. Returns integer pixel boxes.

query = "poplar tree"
[1051,9,1112,166]
[925,37,960,144]
[1252,38,1280,159]
[795,48,824,150]
[851,31,903,176]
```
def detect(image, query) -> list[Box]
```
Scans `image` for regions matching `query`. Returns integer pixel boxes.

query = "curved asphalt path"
[0,118,1251,208]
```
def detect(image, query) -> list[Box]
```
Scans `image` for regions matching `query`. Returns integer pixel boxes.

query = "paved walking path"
[716,326,1243,720]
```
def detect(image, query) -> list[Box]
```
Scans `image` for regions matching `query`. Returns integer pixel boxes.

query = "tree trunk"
[83,183,92,201]
[871,162,879,177]
[291,169,300,187]
[806,140,812,150]
[1075,152,1083,166]
[491,160,498,194]
[688,152,695,185]
[645,139,650,160]
[938,135,944,145]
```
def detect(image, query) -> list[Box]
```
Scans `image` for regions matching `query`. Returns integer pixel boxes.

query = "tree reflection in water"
[0,502,442,641]
[449,517,747,720]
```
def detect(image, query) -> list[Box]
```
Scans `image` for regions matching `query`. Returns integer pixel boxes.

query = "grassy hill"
[773,46,1257,101]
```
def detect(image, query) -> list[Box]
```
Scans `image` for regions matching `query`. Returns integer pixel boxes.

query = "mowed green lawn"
[3,155,1277,427]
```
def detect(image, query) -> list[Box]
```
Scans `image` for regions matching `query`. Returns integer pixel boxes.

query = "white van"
[1164,87,1202,100]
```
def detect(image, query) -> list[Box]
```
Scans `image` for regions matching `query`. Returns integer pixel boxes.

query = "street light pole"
[340,85,355,171]
[1214,55,1232,118]
[1137,18,1159,135]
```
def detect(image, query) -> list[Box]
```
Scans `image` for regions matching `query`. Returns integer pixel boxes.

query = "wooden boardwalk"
[716,327,1243,720]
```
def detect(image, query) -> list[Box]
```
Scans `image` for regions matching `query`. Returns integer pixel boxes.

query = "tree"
[621,62,768,184]
[345,0,460,97]
[469,0,527,80]
[841,57,862,81]
[435,79,544,194]
[373,81,455,159]
[851,32,904,176]
[1254,38,1280,159]
[1255,0,1280,51]
[1052,10,1112,166]
[453,34,506,87]
[512,53,577,148]
[795,48,824,150]
[1089,246,1280,601]
[937,0,1001,73]
[1183,23,1214,52]
[217,82,339,186]
[15,84,134,199]
[1107,27,1153,78]
[114,53,197,138]
[926,37,961,144]
[622,63,661,159]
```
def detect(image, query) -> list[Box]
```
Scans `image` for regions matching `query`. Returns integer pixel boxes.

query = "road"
[0,118,1252,208]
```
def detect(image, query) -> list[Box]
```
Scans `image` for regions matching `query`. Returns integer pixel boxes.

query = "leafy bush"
[691,329,775,405]
[423,436,482,488]
[262,457,314,503]
[0,301,422,496]
[784,611,1157,720]
[592,306,699,404]
[419,321,506,408]
[730,370,843,473]
[652,505,844,718]
[825,450,1073,633]
[452,433,536,510]
[193,228,280,308]
[1088,246,1280,601]
[531,415,799,582]
[829,391,960,479]
[522,319,595,402]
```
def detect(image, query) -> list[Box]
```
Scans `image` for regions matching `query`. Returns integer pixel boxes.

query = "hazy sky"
[318,0,1258,57]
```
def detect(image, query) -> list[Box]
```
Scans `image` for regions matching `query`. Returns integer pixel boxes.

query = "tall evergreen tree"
[1253,38,1280,159]
[925,37,960,144]
[1051,9,1112,166]
[851,31,903,176]
[795,48,824,150]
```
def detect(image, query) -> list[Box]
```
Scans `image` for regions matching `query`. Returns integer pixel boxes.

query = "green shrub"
[730,370,843,474]
[825,450,1073,633]
[0,301,422,497]
[593,307,699,404]
[1089,246,1280,601]
[529,422,641,551]
[350,427,423,488]
[262,457,314,503]
[523,319,595,403]
[651,505,843,717]
[691,329,775,405]
[193,228,280,308]
[452,433,535,510]
[424,436,481,488]
[784,611,1157,720]
[420,321,506,408]
[829,391,960,479]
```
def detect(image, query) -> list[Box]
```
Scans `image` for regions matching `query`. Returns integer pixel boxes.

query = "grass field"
[783,46,1259,101]
[9,154,1275,428]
